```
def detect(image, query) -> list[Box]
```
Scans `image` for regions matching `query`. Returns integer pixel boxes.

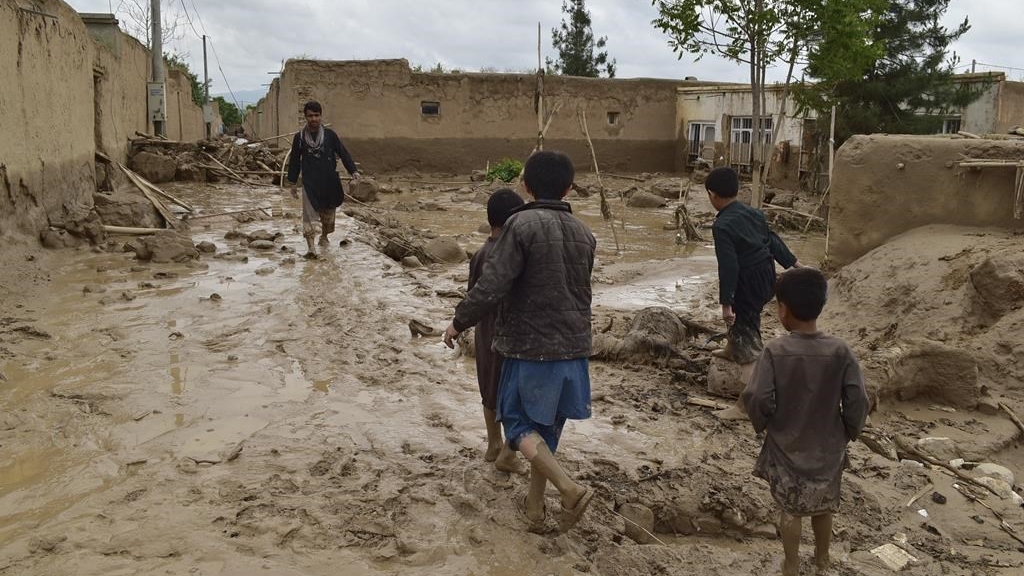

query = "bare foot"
[494,447,528,475]
[302,251,318,260]
[781,559,799,576]
[318,235,329,246]
[484,443,501,462]
[557,484,595,532]
[815,554,831,575]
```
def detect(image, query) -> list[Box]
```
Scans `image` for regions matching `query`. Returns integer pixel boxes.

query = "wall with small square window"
[421,101,440,116]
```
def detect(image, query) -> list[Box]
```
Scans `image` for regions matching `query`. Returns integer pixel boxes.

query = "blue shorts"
[496,358,592,453]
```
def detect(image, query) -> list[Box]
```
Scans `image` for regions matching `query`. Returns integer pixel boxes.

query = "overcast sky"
[68,0,1022,106]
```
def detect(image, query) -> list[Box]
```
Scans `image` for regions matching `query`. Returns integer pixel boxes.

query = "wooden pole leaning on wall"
[577,107,623,253]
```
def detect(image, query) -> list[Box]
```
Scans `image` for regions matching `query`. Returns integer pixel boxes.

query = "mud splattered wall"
[91,24,150,161]
[256,59,691,173]
[0,0,96,238]
[828,135,1024,266]
[0,1,219,242]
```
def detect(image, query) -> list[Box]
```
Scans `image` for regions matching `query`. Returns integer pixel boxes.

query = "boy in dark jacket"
[469,188,526,475]
[706,167,802,364]
[444,151,597,533]
[741,268,869,576]
[286,100,361,258]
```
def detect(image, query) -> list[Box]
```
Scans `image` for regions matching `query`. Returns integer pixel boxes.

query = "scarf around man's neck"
[302,125,325,152]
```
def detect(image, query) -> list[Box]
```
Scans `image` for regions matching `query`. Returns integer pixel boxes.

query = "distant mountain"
[213,89,268,109]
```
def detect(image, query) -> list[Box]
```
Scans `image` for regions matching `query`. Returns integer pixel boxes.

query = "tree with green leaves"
[651,0,882,203]
[799,0,976,144]
[164,53,205,106]
[213,97,243,126]
[548,0,616,78]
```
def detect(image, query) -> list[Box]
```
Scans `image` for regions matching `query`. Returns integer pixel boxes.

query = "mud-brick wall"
[270,59,685,173]
[165,69,220,142]
[828,135,1024,265]
[91,28,150,162]
[0,0,96,237]
[997,82,1024,134]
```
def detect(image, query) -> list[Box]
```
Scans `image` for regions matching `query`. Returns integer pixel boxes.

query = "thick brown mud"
[1,177,1022,576]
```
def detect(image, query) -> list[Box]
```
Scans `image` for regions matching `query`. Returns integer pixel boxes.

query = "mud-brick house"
[248,58,738,174]
[675,82,808,188]
[675,72,1024,190]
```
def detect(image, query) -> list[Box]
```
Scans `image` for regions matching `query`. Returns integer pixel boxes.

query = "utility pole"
[203,35,211,138]
[971,59,976,74]
[150,0,165,137]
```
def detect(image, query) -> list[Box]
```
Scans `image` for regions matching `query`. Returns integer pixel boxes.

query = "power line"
[178,0,202,40]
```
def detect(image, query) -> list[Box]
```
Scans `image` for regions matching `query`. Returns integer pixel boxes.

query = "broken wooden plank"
[118,164,195,212]
[1015,166,1024,220]
[763,204,825,221]
[686,396,731,411]
[957,131,982,139]
[117,164,178,229]
[998,401,1024,436]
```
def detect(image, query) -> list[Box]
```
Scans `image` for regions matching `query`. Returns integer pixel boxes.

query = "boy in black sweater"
[707,167,802,365]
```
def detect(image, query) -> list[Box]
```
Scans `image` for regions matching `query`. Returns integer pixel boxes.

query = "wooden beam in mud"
[102,225,162,235]
[117,164,195,213]
[117,164,179,229]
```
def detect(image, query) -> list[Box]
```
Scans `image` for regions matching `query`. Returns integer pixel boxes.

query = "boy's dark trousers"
[728,261,776,364]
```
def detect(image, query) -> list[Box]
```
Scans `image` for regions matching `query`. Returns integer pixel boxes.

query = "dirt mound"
[821,225,1024,407]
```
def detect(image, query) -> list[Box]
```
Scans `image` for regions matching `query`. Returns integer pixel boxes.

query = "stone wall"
[253,59,695,173]
[828,135,1024,266]
[0,0,96,238]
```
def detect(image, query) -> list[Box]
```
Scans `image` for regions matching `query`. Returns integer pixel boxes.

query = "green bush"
[486,158,523,183]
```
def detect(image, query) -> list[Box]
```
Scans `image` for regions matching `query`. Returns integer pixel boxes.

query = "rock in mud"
[423,237,467,264]
[249,240,276,250]
[255,264,277,275]
[175,163,207,182]
[348,179,380,203]
[40,228,80,249]
[94,191,164,229]
[974,463,1015,486]
[132,231,199,263]
[195,241,217,253]
[619,503,656,544]
[707,357,747,398]
[916,437,960,462]
[626,191,668,208]
[130,151,177,183]
[477,223,491,234]
[246,229,283,242]
[648,178,686,199]
[401,256,423,268]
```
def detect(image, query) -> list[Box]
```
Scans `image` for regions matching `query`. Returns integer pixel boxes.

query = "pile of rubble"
[127,134,286,186]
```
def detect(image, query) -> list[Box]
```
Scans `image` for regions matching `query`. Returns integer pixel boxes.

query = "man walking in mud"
[443,151,597,533]
[286,100,361,258]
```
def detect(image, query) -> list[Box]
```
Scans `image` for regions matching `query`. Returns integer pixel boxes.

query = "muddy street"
[1,177,1023,576]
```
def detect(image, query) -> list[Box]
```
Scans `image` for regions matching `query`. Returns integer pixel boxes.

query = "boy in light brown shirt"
[741,268,869,576]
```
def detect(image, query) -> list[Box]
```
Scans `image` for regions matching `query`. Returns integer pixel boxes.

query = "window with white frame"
[730,116,774,165]
[941,117,962,134]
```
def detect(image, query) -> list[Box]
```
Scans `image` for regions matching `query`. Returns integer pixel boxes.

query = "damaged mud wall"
[90,23,150,161]
[828,135,1024,266]
[0,0,96,238]
[165,69,219,142]
[261,59,686,173]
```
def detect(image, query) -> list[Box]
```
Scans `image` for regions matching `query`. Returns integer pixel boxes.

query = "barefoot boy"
[741,268,869,576]
[444,151,596,533]
[705,166,802,364]
[469,188,526,475]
